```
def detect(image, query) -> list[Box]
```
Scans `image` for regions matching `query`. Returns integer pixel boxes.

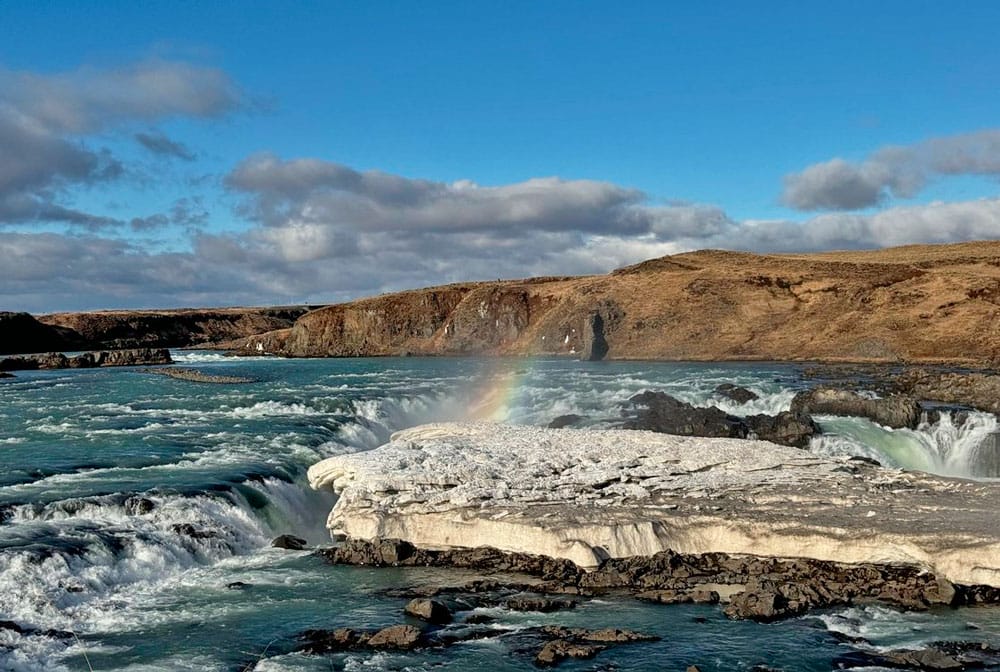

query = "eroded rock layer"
[308,422,1000,587]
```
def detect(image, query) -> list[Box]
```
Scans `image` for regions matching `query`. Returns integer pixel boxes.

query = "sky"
[2,1,1000,312]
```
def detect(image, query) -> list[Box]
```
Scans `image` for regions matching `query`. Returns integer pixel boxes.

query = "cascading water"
[810,410,999,478]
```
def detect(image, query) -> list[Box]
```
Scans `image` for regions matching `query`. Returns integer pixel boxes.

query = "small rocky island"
[308,422,1000,619]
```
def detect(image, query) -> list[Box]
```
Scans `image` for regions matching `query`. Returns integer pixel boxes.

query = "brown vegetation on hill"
[232,241,1000,365]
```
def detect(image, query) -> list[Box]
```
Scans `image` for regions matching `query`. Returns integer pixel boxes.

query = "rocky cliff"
[0,306,315,354]
[238,241,1000,365]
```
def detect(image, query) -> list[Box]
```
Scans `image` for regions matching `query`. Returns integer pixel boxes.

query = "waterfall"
[810,411,999,478]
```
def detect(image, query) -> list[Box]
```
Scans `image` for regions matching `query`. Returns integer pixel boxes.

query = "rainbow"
[464,361,535,422]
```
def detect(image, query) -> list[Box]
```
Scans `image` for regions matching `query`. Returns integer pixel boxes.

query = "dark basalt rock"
[0,371,13,378]
[832,643,993,671]
[404,598,452,624]
[297,624,425,654]
[715,383,760,404]
[790,387,921,429]
[504,597,577,613]
[620,391,747,439]
[620,390,818,448]
[272,534,308,550]
[123,496,156,516]
[171,523,216,539]
[0,348,172,372]
[744,411,819,448]
[322,539,988,622]
[320,538,580,582]
[547,414,586,429]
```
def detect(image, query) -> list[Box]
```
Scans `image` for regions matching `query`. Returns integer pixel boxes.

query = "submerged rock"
[715,383,760,404]
[272,534,308,550]
[504,597,576,613]
[404,598,452,624]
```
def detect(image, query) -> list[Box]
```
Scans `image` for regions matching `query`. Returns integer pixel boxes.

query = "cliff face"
[241,241,1000,365]
[28,306,314,353]
[0,312,85,355]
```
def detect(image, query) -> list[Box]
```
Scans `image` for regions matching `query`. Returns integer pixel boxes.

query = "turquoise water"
[0,354,996,671]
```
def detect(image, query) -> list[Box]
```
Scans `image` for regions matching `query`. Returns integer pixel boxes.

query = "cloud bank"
[782,129,1000,210]
[0,60,241,227]
[6,153,1000,312]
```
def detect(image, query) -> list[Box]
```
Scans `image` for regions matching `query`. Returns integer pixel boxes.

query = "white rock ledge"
[308,422,1000,586]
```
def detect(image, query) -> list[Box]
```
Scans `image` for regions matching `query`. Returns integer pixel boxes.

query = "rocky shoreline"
[0,347,172,371]
[266,537,1000,670]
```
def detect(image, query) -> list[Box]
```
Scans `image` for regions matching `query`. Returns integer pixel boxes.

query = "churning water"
[0,355,996,671]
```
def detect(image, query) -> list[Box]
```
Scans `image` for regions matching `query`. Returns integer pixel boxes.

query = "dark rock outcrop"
[37,306,312,351]
[504,597,576,613]
[0,348,172,372]
[0,312,83,355]
[319,539,989,621]
[272,534,308,550]
[621,391,746,438]
[620,391,818,448]
[744,411,820,448]
[833,641,1000,671]
[715,383,759,404]
[581,311,609,361]
[790,387,921,428]
[404,598,452,624]
[893,369,1000,415]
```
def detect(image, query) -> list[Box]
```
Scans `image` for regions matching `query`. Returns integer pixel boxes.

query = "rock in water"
[535,639,603,667]
[621,391,747,438]
[790,387,921,428]
[272,534,308,550]
[744,411,819,448]
[367,624,422,650]
[404,598,452,624]
[715,383,760,404]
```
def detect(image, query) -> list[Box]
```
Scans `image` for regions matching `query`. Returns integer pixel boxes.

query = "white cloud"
[782,129,1000,211]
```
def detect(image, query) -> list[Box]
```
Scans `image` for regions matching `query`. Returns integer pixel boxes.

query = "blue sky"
[2,1,1000,310]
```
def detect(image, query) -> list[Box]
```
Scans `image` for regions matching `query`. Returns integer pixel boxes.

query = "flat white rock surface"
[308,422,1000,585]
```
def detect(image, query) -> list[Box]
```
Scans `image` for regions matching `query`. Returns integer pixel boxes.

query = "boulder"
[271,534,308,550]
[404,598,452,624]
[620,391,747,439]
[744,411,819,448]
[367,624,422,649]
[790,387,921,428]
[715,383,759,404]
[504,597,577,613]
[535,639,603,667]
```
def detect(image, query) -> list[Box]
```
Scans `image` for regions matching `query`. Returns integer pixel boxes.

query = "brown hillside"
[235,241,1000,365]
